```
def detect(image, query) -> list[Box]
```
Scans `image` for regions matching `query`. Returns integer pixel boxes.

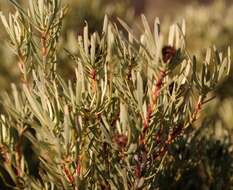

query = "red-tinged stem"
[152,69,167,106]
[143,103,152,131]
[63,165,74,186]
[76,159,81,177]
[141,70,167,144]
[134,163,141,179]
[153,96,204,160]
[145,69,166,131]
[185,96,204,128]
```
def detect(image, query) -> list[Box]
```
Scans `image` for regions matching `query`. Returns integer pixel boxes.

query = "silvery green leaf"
[168,24,175,46]
[102,15,108,34]
[120,102,128,133]
[154,17,160,47]
[205,48,211,65]
[84,24,89,55]
[90,33,96,64]
[136,72,143,109]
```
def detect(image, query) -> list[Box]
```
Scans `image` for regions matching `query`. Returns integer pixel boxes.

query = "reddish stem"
[76,160,81,177]
[153,97,204,159]
[63,165,74,185]
[141,70,167,144]
[152,69,166,105]
[134,163,141,179]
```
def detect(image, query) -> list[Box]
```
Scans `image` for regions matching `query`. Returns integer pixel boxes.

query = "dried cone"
[162,45,176,63]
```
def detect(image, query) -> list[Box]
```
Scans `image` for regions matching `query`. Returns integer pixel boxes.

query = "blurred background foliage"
[0,0,233,189]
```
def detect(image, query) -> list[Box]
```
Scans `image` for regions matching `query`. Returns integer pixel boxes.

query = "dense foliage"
[0,0,232,189]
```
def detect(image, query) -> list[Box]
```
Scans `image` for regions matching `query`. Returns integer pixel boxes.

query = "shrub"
[0,0,231,189]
